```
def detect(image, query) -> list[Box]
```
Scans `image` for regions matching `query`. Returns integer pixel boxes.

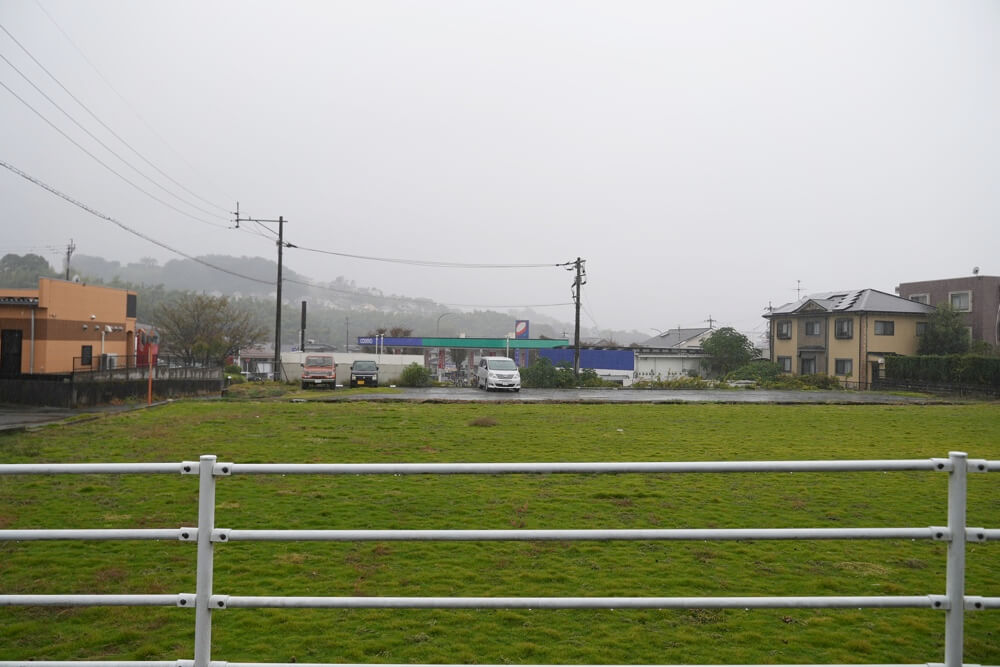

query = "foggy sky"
[2,0,998,337]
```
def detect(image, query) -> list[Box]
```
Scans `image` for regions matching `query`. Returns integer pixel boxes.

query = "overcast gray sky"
[2,0,998,336]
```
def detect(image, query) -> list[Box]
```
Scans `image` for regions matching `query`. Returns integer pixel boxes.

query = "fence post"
[944,450,967,667]
[194,455,218,667]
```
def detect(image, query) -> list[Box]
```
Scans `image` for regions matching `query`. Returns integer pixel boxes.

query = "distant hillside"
[67,254,648,346]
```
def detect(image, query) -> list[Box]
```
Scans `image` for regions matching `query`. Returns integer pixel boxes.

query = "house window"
[776,320,792,339]
[834,318,853,339]
[835,358,853,376]
[805,320,821,336]
[949,291,971,312]
[908,294,929,305]
[916,321,927,336]
[777,356,791,373]
[800,357,816,375]
[81,345,93,367]
[874,320,895,335]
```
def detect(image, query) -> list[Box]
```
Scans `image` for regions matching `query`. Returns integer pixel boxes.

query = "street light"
[436,312,455,336]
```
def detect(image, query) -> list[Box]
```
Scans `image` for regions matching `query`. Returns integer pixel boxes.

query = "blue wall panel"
[539,349,634,371]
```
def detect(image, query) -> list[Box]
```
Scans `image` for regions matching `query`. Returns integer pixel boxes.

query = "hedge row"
[885,355,1000,387]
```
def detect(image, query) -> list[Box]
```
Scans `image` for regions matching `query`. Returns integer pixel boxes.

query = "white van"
[476,356,521,392]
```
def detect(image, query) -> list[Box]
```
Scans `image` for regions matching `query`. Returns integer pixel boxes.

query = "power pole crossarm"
[233,205,287,382]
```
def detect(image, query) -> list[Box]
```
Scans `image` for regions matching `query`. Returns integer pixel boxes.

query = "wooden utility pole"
[65,239,75,280]
[569,257,586,378]
[234,204,287,382]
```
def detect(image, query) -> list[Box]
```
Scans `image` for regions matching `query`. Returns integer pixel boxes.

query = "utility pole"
[299,300,306,353]
[65,239,75,280]
[566,257,586,378]
[234,204,288,382]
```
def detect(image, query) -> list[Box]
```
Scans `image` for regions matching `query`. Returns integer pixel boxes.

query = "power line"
[443,301,574,309]
[291,243,567,269]
[0,21,231,218]
[0,76,229,229]
[31,0,235,209]
[1,159,271,285]
[4,159,571,312]
[283,275,571,310]
[0,50,227,224]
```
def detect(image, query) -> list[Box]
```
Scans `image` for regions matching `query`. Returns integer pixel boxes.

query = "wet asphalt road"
[326,386,945,404]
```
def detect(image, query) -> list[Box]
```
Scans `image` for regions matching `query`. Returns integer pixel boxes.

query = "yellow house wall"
[0,279,136,374]
[769,312,927,382]
[862,313,924,356]
[770,318,797,370]
[827,314,861,378]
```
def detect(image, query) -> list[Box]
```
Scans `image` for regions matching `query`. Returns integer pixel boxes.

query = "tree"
[398,362,432,387]
[917,304,970,355]
[0,253,58,287]
[701,327,757,377]
[155,293,267,366]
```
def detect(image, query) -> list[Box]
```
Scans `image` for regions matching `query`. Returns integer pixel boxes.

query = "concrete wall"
[280,351,425,385]
[633,353,707,382]
[0,372,222,408]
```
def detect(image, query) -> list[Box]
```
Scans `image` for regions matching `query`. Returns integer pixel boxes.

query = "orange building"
[0,278,137,376]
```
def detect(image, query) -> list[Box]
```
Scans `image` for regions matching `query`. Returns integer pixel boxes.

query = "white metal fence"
[0,452,996,667]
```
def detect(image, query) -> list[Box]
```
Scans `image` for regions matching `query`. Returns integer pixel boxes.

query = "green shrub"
[631,376,711,390]
[727,361,783,383]
[224,364,242,375]
[886,355,1000,387]
[226,373,246,385]
[399,362,432,387]
[798,373,842,390]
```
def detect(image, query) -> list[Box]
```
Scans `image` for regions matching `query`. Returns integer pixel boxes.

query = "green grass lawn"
[1,401,998,664]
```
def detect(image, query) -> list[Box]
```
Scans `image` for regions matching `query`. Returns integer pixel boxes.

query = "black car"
[349,360,379,387]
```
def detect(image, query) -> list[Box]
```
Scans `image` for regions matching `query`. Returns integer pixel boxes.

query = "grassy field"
[1,400,998,664]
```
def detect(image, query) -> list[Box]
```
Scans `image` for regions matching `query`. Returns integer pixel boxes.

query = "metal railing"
[0,452,996,667]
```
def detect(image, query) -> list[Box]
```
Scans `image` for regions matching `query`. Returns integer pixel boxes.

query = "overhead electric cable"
[291,243,566,269]
[0,77,229,229]
[0,159,271,285]
[0,51,226,223]
[31,0,234,209]
[0,20,231,216]
[581,302,601,329]
[283,276,571,310]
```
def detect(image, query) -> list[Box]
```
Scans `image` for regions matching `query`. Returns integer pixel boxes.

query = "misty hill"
[67,254,648,346]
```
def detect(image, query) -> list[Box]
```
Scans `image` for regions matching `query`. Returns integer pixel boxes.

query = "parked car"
[476,356,521,392]
[300,354,336,389]
[349,360,379,388]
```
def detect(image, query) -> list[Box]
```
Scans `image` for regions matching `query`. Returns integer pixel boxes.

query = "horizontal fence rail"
[0,453,994,667]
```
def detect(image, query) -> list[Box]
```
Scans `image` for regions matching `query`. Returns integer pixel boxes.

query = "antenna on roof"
[973,266,980,276]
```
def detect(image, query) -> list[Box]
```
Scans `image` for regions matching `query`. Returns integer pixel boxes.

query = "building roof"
[638,327,713,348]
[766,289,935,317]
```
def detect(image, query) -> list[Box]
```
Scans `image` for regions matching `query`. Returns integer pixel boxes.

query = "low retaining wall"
[0,370,223,408]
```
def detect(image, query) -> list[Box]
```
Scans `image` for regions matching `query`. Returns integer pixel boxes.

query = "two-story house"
[895,274,1000,347]
[764,289,934,387]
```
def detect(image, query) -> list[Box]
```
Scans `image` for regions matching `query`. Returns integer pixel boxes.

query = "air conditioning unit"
[101,353,118,370]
